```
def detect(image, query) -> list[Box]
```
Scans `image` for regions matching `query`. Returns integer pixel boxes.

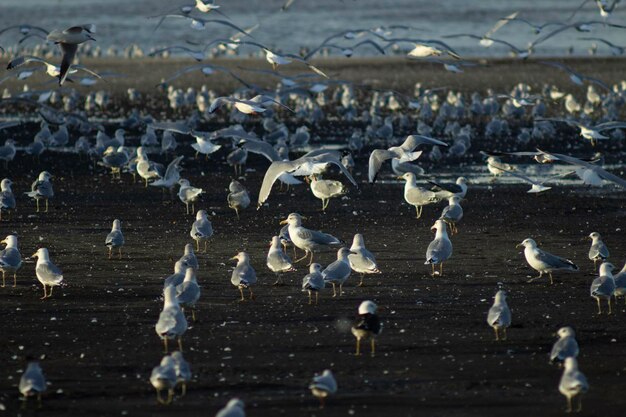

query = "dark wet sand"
[0,136,624,416]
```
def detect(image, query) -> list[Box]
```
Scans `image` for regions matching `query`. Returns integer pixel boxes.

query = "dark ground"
[0,132,624,417]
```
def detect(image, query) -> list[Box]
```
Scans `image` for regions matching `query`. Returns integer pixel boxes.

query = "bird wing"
[59,43,78,85]
[543,151,626,188]
[536,248,578,271]
[368,149,395,183]
[401,134,448,151]
[242,138,281,162]
[257,160,296,207]
[428,180,462,193]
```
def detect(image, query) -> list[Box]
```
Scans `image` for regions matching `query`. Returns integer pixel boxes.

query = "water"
[1,0,625,57]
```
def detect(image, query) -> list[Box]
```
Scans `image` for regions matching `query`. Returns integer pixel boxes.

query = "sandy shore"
[1,56,626,97]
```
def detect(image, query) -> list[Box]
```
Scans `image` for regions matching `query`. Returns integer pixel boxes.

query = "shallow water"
[1,0,626,57]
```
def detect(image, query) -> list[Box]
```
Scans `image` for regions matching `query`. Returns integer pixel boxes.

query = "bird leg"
[204,240,208,253]
[331,283,337,297]
[431,263,435,276]
[272,273,283,286]
[13,272,17,287]
[40,285,47,299]
[549,272,554,285]
[307,250,315,265]
[235,208,240,220]
[608,297,612,315]
[181,382,187,397]
[118,248,122,259]
[371,338,376,357]
[192,308,196,322]
[576,395,582,412]
[163,338,169,353]
[45,199,49,212]
[195,240,200,252]
[527,271,543,283]
[166,389,174,404]
[156,389,164,404]
[185,202,190,215]
[501,327,507,340]
[596,297,602,315]
[319,396,325,409]
[248,287,255,300]
[494,327,499,341]
[238,287,245,302]
[315,291,319,305]
[355,337,361,356]
[294,251,309,264]
[358,273,365,287]
[308,290,312,305]
[36,198,40,212]
[108,247,112,259]
[339,283,343,296]
[1,271,4,287]
[48,286,54,297]
[178,337,184,352]
[566,396,572,413]
[439,263,444,277]
[37,393,42,409]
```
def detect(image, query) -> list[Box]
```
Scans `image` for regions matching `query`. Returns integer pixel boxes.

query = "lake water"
[1,0,625,57]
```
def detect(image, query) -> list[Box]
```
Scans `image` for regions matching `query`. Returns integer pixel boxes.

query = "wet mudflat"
[0,137,624,417]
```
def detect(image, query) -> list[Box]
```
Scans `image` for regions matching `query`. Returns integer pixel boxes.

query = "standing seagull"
[231,252,257,301]
[486,290,511,341]
[178,179,204,214]
[309,370,337,408]
[190,210,213,253]
[155,285,188,352]
[19,359,47,409]
[266,236,295,286]
[368,135,447,183]
[26,171,53,212]
[32,248,63,299]
[176,267,201,322]
[559,357,589,413]
[280,213,342,265]
[439,196,463,235]
[429,176,468,200]
[517,238,578,284]
[590,262,615,314]
[550,326,579,365]
[227,180,250,219]
[46,24,96,85]
[425,219,453,276]
[347,234,381,286]
[614,262,626,304]
[0,178,16,220]
[309,175,346,211]
[105,219,125,259]
[351,300,382,356]
[302,263,324,305]
[0,235,22,287]
[322,247,353,297]
[586,232,609,268]
[150,355,177,405]
[398,172,438,218]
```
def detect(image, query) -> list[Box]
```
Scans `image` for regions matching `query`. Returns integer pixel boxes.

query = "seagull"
[425,219,453,276]
[231,251,256,301]
[178,179,204,214]
[368,134,447,183]
[590,262,615,314]
[351,300,382,356]
[155,285,188,352]
[550,326,579,365]
[586,232,609,268]
[0,235,21,287]
[309,174,346,211]
[439,196,463,235]
[280,213,343,265]
[227,180,250,219]
[46,24,96,85]
[19,359,47,409]
[486,290,511,341]
[176,267,201,321]
[216,398,246,417]
[537,118,626,145]
[517,238,579,284]
[150,156,184,192]
[135,147,164,187]
[190,130,222,159]
[309,370,337,408]
[301,263,324,305]
[178,244,199,271]
[164,261,186,288]
[25,171,53,213]
[322,247,353,297]
[266,236,296,286]
[170,351,191,396]
[559,357,589,413]
[32,248,63,299]
[190,209,213,253]
[0,139,16,168]
[538,150,626,188]
[6,55,102,81]
[397,172,438,218]
[150,355,177,405]
[537,61,611,92]
[347,234,381,286]
[105,219,125,259]
[480,151,516,179]
[488,163,555,193]
[258,150,357,208]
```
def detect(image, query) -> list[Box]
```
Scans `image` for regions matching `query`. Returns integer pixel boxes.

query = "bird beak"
[430,227,436,233]
[0,240,5,245]
[230,256,238,261]
[279,219,288,225]
[515,243,522,248]
[396,176,404,180]
[31,252,37,257]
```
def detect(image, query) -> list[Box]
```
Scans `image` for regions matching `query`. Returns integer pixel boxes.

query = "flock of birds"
[1,0,626,415]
